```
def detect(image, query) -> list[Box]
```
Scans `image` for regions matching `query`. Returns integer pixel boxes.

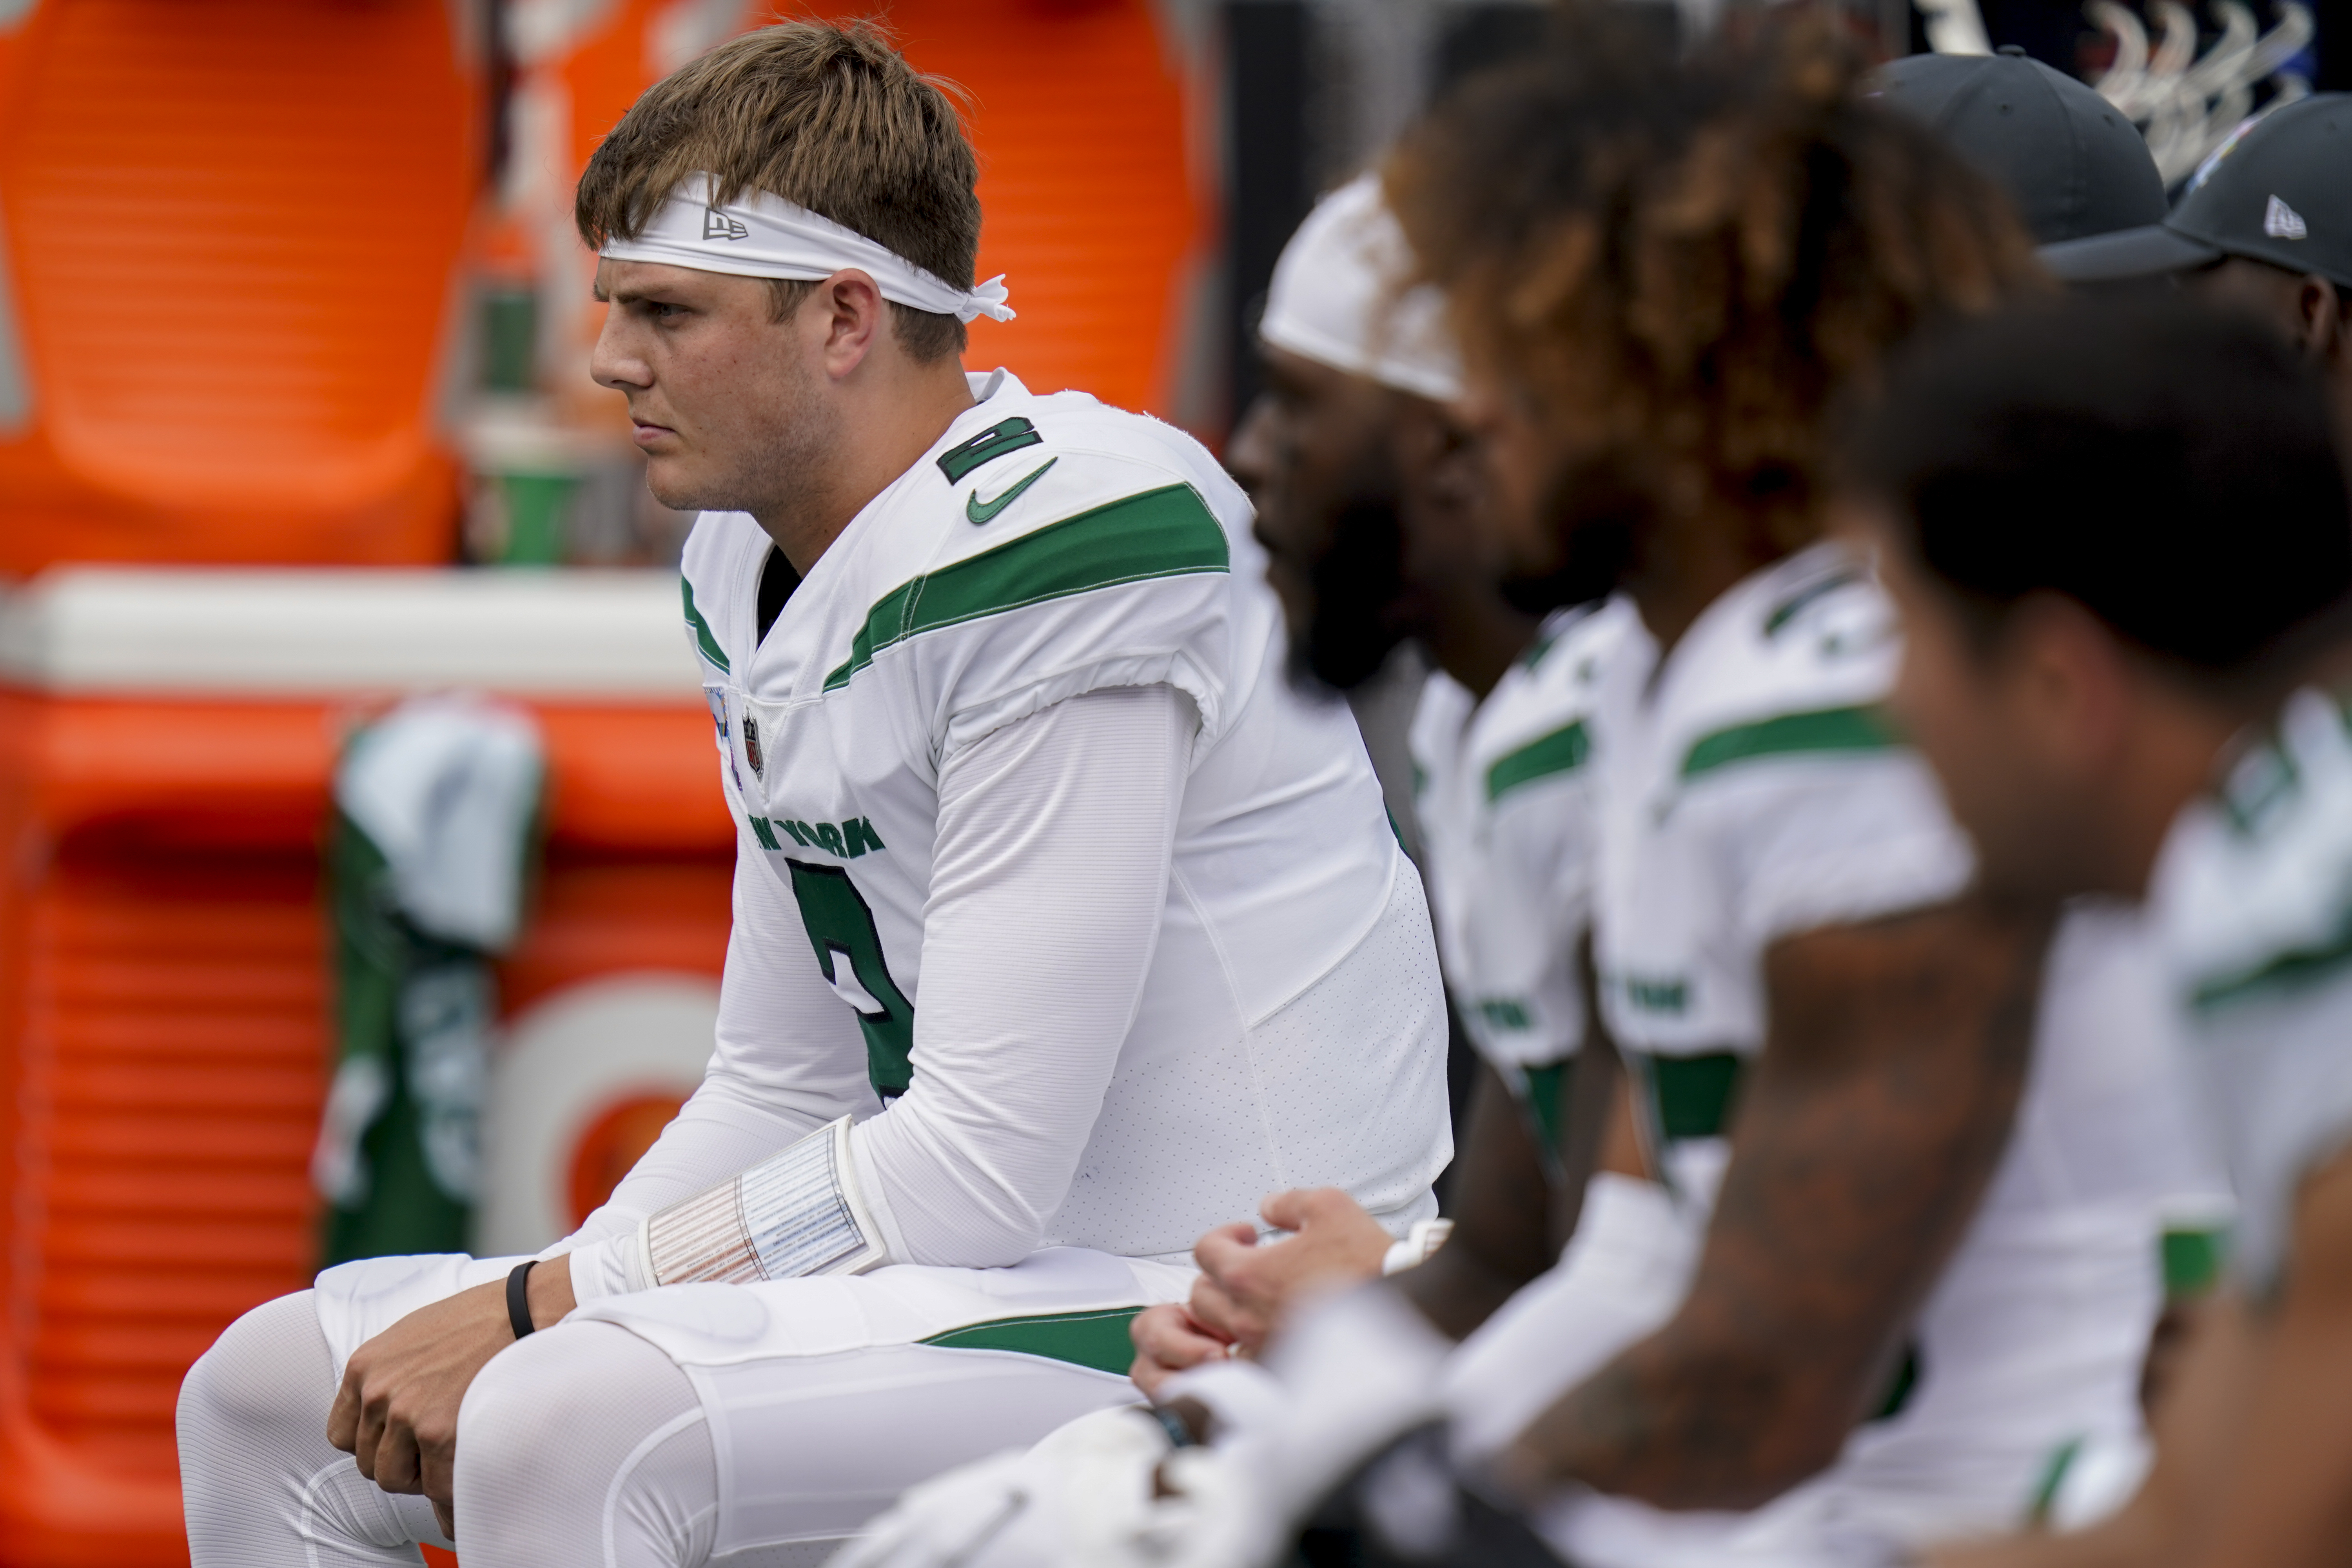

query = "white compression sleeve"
[557,1077,831,1302]
[850,682,1190,1266]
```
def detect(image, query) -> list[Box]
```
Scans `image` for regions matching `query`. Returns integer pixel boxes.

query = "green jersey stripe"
[917,1306,1143,1376]
[682,579,730,672]
[1679,704,1898,780]
[822,484,1229,692]
[1632,1050,1745,1140]
[2162,1226,2226,1296]
[1519,1060,1571,1157]
[1485,719,1591,802]
[936,416,1045,484]
[1761,568,1864,637]
[2191,910,2352,1011]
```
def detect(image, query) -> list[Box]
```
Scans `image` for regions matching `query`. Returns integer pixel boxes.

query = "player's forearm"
[567,1072,829,1245]
[1400,1063,1557,1339]
[552,1074,835,1302]
[1508,897,2050,1508]
[2191,1155,2352,1568]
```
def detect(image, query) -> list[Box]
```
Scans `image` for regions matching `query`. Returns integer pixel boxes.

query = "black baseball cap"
[2042,94,2352,289]
[1874,49,2167,245]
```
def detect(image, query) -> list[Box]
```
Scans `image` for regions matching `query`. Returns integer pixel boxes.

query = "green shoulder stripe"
[1680,704,1898,779]
[918,1307,1142,1376]
[2192,910,2352,1011]
[1485,720,1591,802]
[1761,568,1863,637]
[822,484,1229,692]
[936,416,1044,484]
[682,579,729,673]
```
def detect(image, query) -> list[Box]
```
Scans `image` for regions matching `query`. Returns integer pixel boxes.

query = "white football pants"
[177,1247,1190,1568]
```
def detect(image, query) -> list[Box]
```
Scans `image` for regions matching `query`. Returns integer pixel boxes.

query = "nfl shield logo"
[743,713,764,778]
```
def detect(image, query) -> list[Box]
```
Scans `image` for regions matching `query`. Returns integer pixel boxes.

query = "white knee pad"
[454,1320,717,1568]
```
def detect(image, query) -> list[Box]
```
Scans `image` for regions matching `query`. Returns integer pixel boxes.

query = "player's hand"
[1129,1302,1234,1400]
[1188,1188,1394,1357]
[326,1259,573,1508]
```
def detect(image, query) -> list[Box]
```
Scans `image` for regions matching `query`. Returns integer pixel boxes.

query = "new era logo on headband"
[704,208,750,241]
[2265,195,2308,240]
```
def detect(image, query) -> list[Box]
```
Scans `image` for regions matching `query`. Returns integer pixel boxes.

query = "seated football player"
[172,22,1452,1568]
[1842,299,2352,1568]
[1137,16,2214,1411]
[1126,171,1651,1400]
[839,18,2226,1568]
[1378,30,2216,1566]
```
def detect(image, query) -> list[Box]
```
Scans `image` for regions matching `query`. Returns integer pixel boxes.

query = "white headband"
[600,174,1014,325]
[1259,172,1462,402]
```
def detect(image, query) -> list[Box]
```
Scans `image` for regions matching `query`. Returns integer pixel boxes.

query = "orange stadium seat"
[0,0,482,572]
[0,571,731,1566]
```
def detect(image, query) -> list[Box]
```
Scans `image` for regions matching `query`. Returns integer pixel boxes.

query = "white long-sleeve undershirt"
[557,682,1192,1300]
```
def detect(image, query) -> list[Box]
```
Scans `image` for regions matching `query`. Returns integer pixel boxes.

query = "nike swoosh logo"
[965,457,1057,524]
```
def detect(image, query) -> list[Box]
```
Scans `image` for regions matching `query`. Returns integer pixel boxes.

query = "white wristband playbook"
[634,1116,889,1288]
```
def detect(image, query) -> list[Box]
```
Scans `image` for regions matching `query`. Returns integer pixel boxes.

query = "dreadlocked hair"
[1385,7,2047,559]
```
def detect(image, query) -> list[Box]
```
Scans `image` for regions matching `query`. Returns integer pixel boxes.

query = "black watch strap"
[506,1259,539,1340]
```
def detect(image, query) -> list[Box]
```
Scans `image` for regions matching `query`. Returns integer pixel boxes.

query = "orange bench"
[0,569,729,1566]
[0,0,481,572]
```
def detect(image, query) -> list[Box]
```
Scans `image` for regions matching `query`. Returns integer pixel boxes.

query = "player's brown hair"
[576,20,980,361]
[1386,9,2045,560]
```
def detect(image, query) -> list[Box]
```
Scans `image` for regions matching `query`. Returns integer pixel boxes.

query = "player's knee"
[179,1290,332,1443]
[457,1321,686,1491]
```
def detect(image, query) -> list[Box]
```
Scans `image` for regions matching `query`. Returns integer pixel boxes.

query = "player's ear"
[2007,592,2132,778]
[817,269,890,379]
[2294,271,2341,359]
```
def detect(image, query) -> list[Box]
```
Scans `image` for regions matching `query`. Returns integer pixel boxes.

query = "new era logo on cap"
[2265,195,2308,240]
[703,208,751,241]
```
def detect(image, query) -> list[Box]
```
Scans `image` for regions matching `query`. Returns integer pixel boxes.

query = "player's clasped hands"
[1131,1186,1396,1397]
[323,1277,519,1537]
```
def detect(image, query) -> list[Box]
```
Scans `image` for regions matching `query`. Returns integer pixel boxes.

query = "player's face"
[1453,366,1553,577]
[1228,346,1412,688]
[591,260,832,515]
[1455,364,1634,609]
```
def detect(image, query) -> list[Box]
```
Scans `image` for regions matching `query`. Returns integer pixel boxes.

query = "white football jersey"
[679,370,1450,1261]
[2152,686,2352,1295]
[1555,543,2223,1562]
[1410,600,1639,1148]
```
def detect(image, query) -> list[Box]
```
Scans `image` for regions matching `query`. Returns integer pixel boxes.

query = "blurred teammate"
[174,23,1450,1568]
[1137,27,2207,1416]
[1846,300,2352,1568]
[844,20,2219,1568]
[2042,94,2351,413]
[1127,172,1647,1394]
[1387,34,2203,1566]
